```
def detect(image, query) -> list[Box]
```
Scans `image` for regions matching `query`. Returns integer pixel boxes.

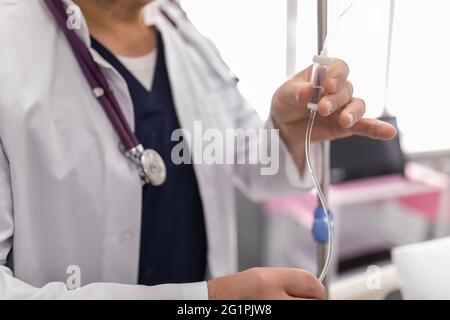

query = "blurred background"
[178,0,450,299]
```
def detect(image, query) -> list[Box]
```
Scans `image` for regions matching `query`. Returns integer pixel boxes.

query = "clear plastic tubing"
[305,52,335,283]
[304,0,358,285]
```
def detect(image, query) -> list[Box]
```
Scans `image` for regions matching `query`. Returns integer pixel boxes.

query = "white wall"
[180,0,450,154]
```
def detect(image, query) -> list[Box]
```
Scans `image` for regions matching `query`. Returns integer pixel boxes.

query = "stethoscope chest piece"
[126,145,166,186]
[141,148,167,186]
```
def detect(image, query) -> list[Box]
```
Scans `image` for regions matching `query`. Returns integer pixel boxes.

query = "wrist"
[276,122,307,174]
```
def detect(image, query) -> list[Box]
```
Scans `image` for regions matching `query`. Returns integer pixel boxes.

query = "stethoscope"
[43,0,166,186]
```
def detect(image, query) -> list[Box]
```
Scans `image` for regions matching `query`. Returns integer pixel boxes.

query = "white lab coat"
[0,0,315,299]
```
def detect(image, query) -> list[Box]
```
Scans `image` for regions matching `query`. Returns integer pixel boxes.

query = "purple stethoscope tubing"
[43,0,139,151]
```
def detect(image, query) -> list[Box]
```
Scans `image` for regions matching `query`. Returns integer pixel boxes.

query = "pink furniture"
[263,163,450,279]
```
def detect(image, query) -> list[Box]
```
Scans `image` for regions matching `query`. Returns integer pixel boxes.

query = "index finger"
[352,118,398,140]
[324,59,350,94]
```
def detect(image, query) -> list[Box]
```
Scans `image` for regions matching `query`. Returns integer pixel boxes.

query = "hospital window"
[179,0,450,154]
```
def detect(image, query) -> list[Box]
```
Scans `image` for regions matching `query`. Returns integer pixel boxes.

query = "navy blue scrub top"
[91,32,207,286]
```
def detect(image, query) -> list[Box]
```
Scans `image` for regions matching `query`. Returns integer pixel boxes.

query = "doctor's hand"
[207,268,325,300]
[270,59,397,170]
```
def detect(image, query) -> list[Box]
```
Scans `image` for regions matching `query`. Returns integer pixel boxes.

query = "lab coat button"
[120,231,133,243]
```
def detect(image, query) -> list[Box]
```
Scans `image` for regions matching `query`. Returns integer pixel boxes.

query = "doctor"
[0,0,396,300]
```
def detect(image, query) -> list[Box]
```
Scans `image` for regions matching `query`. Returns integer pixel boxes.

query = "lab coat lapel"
[154,8,237,277]
[60,0,137,131]
[153,14,207,162]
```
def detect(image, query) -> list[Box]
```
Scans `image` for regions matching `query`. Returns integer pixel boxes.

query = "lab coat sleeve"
[0,142,208,300]
[0,268,208,299]
[231,95,321,202]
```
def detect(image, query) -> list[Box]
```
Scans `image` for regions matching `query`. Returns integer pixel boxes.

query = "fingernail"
[347,112,355,126]
[330,78,339,92]
[325,101,334,115]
